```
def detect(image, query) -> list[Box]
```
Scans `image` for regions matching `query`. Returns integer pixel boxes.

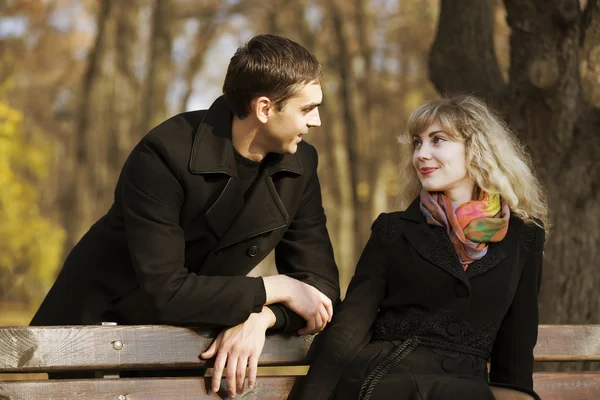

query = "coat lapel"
[465,242,507,278]
[404,222,470,289]
[213,171,289,252]
[203,178,244,238]
[188,96,304,253]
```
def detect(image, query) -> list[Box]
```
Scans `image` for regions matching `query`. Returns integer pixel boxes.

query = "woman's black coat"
[290,198,544,399]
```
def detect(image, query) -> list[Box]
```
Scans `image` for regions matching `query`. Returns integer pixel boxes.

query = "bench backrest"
[1,324,599,399]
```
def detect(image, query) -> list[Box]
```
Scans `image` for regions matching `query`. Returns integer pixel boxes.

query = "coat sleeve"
[120,138,266,326]
[489,224,545,390]
[287,214,389,400]
[271,146,340,332]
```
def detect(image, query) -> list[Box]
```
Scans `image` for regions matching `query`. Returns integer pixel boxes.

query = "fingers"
[322,295,333,322]
[297,307,325,335]
[298,314,318,335]
[318,303,329,330]
[200,333,222,360]
[211,349,227,394]
[226,353,239,397]
[236,356,248,394]
[297,293,334,335]
[247,354,258,389]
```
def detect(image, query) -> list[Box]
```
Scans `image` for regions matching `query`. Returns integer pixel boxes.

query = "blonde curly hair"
[396,95,550,232]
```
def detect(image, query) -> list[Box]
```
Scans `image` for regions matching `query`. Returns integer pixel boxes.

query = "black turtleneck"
[233,148,262,199]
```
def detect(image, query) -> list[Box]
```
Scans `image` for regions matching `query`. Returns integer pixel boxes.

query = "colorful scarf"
[419,189,510,270]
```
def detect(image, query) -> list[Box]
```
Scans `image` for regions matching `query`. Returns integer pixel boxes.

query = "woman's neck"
[444,184,477,206]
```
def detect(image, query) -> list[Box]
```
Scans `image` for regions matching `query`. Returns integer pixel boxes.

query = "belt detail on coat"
[358,336,489,400]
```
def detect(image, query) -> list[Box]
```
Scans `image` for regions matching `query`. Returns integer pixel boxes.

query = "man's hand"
[263,275,333,335]
[200,307,275,397]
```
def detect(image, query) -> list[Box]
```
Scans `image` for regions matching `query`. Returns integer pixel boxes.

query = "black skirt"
[336,342,495,400]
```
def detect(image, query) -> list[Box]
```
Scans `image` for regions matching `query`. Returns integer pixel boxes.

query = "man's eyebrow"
[302,102,322,108]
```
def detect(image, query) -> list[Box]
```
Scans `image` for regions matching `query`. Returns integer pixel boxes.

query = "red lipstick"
[420,167,438,175]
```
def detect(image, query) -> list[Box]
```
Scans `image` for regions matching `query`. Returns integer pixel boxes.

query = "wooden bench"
[0,324,598,399]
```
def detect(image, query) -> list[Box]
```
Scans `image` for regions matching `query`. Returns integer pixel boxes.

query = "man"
[31,34,340,397]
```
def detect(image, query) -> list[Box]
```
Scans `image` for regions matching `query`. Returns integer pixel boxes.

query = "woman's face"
[412,122,474,203]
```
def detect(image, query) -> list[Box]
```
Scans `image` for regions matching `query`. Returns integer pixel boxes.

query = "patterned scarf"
[419,189,510,270]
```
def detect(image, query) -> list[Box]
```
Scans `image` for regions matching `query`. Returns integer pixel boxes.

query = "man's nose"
[308,109,321,128]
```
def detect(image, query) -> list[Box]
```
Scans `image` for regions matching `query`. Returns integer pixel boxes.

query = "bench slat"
[533,372,600,400]
[0,376,294,400]
[0,326,313,373]
[535,325,600,361]
[1,324,599,373]
[1,373,598,400]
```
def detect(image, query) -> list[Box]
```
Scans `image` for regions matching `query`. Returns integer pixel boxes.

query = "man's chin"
[284,143,298,155]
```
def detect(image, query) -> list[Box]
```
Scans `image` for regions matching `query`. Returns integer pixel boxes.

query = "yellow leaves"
[0,102,23,137]
[0,96,65,303]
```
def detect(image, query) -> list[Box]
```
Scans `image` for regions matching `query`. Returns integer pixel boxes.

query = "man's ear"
[253,96,272,123]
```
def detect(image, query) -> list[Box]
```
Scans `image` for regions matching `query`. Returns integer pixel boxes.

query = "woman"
[289,95,549,400]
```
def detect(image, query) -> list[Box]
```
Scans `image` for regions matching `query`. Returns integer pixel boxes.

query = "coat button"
[247,245,259,257]
[442,358,457,373]
[454,284,468,297]
[447,322,461,336]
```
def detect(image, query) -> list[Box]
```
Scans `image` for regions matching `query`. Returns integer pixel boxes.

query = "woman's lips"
[420,167,438,175]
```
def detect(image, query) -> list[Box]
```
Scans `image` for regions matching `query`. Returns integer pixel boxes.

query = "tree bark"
[289,0,357,293]
[354,0,383,225]
[430,0,600,350]
[178,12,220,113]
[140,0,173,134]
[430,0,507,109]
[327,0,364,252]
[63,0,112,253]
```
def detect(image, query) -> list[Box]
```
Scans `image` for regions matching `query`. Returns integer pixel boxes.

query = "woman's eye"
[433,136,445,144]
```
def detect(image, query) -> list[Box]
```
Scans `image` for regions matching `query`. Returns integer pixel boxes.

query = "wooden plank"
[534,372,600,400]
[0,376,297,400]
[534,325,600,361]
[2,324,599,373]
[0,326,314,373]
[1,373,599,400]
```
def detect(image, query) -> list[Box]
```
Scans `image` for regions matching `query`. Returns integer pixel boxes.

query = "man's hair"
[395,95,550,232]
[223,34,322,118]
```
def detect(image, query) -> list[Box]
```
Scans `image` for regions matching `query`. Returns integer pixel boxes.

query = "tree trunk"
[140,0,173,133]
[289,1,357,293]
[327,0,364,253]
[429,0,507,109]
[354,0,383,226]
[63,0,112,253]
[503,0,600,323]
[430,0,600,369]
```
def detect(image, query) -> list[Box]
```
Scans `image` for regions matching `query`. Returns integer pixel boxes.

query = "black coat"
[31,96,339,332]
[289,198,544,400]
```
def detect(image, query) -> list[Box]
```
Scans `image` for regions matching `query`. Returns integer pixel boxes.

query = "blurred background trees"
[0,0,598,347]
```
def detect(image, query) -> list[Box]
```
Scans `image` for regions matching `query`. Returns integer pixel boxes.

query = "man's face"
[261,82,322,154]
